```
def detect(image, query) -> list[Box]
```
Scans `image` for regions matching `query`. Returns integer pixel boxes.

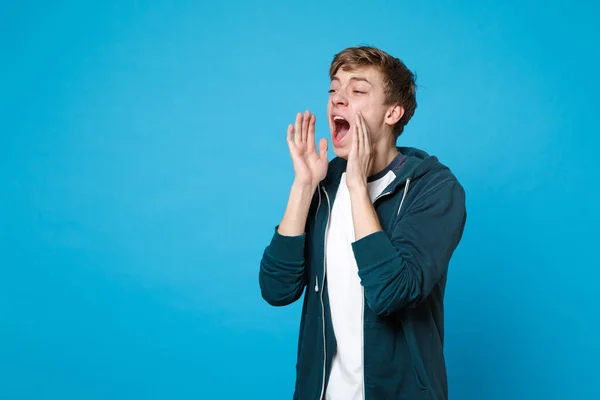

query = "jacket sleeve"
[259,227,307,306]
[351,180,467,316]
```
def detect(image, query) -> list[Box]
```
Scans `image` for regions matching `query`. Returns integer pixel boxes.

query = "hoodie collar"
[323,146,444,188]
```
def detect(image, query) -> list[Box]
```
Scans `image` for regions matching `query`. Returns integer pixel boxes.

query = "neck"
[368,140,398,177]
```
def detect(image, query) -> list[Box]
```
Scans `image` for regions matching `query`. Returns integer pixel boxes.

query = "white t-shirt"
[324,163,401,400]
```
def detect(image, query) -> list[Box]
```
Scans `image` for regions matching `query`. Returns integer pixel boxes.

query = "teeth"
[333,116,346,122]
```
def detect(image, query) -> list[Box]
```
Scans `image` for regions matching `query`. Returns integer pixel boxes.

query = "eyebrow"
[331,76,373,85]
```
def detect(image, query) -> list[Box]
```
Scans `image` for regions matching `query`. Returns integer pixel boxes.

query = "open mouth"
[333,115,351,140]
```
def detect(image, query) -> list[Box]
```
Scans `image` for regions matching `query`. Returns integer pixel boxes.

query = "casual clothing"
[259,147,467,400]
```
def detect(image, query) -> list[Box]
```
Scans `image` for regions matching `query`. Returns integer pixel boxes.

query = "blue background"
[1,1,598,399]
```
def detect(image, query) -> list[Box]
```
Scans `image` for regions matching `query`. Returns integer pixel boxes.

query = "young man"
[259,46,467,400]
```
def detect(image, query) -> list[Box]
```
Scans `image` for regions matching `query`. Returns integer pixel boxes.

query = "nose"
[331,89,348,107]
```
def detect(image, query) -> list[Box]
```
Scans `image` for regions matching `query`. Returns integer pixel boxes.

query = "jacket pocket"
[402,319,430,392]
[364,319,429,398]
[410,352,429,392]
[294,312,322,400]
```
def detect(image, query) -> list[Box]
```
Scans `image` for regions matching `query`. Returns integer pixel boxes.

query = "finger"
[302,110,310,143]
[355,114,362,155]
[359,113,370,153]
[350,117,358,157]
[294,112,302,145]
[307,114,316,153]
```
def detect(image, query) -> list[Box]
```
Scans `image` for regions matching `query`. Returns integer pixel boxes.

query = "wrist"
[348,182,369,196]
[292,179,318,193]
[290,181,318,203]
[279,181,317,237]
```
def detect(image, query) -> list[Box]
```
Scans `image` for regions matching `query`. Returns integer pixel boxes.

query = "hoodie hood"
[393,146,448,181]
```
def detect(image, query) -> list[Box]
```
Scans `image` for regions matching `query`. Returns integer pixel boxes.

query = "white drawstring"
[397,178,411,216]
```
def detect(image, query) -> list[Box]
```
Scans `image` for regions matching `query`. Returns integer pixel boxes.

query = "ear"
[385,104,404,126]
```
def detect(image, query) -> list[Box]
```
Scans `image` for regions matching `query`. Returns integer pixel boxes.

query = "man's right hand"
[287,110,329,188]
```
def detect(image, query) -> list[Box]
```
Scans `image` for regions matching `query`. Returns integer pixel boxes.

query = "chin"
[331,143,350,159]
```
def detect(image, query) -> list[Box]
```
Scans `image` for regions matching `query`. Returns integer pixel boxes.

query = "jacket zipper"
[361,288,365,400]
[314,188,322,293]
[318,186,331,400]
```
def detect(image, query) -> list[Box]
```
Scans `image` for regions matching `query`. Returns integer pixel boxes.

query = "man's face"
[327,66,398,158]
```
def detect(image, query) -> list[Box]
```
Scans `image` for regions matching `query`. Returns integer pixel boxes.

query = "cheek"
[359,113,384,140]
[349,102,369,124]
[363,109,387,128]
[357,109,376,127]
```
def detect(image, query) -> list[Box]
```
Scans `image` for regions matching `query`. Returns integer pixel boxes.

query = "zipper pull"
[315,278,319,292]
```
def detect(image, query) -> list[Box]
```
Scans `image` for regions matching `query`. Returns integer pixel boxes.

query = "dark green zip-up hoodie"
[259,147,467,400]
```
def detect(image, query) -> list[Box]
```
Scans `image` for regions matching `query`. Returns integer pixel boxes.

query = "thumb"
[319,138,328,160]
